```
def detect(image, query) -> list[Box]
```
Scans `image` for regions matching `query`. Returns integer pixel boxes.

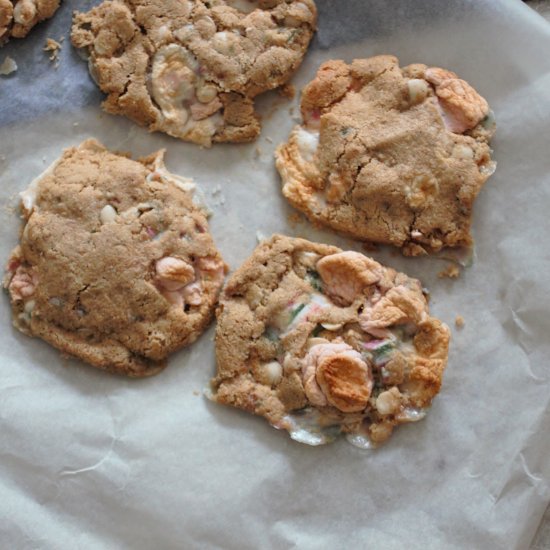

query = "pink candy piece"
[362,339,387,351]
[8,266,38,301]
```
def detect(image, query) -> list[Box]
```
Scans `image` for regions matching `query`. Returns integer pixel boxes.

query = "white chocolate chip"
[452,144,474,160]
[320,322,343,331]
[19,298,35,324]
[100,204,118,224]
[408,79,429,104]
[262,361,283,385]
[376,388,402,415]
[284,15,301,27]
[212,31,232,55]
[196,84,218,104]
[157,24,172,42]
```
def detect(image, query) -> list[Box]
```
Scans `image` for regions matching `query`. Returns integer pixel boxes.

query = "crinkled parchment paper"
[1,1,549,548]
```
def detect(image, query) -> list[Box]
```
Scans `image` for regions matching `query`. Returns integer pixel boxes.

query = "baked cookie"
[4,139,226,377]
[0,0,60,45]
[276,56,497,255]
[210,235,450,447]
[71,0,317,147]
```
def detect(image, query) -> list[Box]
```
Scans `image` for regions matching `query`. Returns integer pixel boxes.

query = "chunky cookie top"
[276,55,496,255]
[4,139,226,376]
[71,0,317,146]
[0,0,59,44]
[211,235,450,447]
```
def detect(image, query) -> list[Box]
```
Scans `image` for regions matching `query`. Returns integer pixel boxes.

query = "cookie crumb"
[2,199,17,217]
[265,136,274,144]
[455,315,465,328]
[278,83,296,99]
[0,56,17,76]
[362,241,380,253]
[254,146,262,158]
[44,38,62,63]
[438,264,460,279]
[287,212,303,226]
[193,390,200,396]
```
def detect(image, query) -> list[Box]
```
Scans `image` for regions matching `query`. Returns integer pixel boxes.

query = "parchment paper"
[1,1,550,548]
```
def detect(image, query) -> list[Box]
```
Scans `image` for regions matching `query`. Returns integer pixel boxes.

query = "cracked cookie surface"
[4,139,226,377]
[0,0,59,45]
[275,56,497,255]
[210,234,450,447]
[71,0,317,147]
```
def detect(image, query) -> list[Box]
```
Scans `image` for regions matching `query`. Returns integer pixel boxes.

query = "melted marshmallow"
[295,127,319,163]
[20,158,60,214]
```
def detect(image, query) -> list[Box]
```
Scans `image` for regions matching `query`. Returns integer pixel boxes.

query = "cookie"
[0,0,60,45]
[4,139,226,377]
[71,0,317,147]
[210,235,450,447]
[275,56,497,255]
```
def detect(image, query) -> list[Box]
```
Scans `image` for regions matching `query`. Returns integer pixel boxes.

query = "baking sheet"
[1,1,550,548]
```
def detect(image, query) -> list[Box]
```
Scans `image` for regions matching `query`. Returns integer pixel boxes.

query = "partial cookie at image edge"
[70,0,317,146]
[0,0,60,46]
